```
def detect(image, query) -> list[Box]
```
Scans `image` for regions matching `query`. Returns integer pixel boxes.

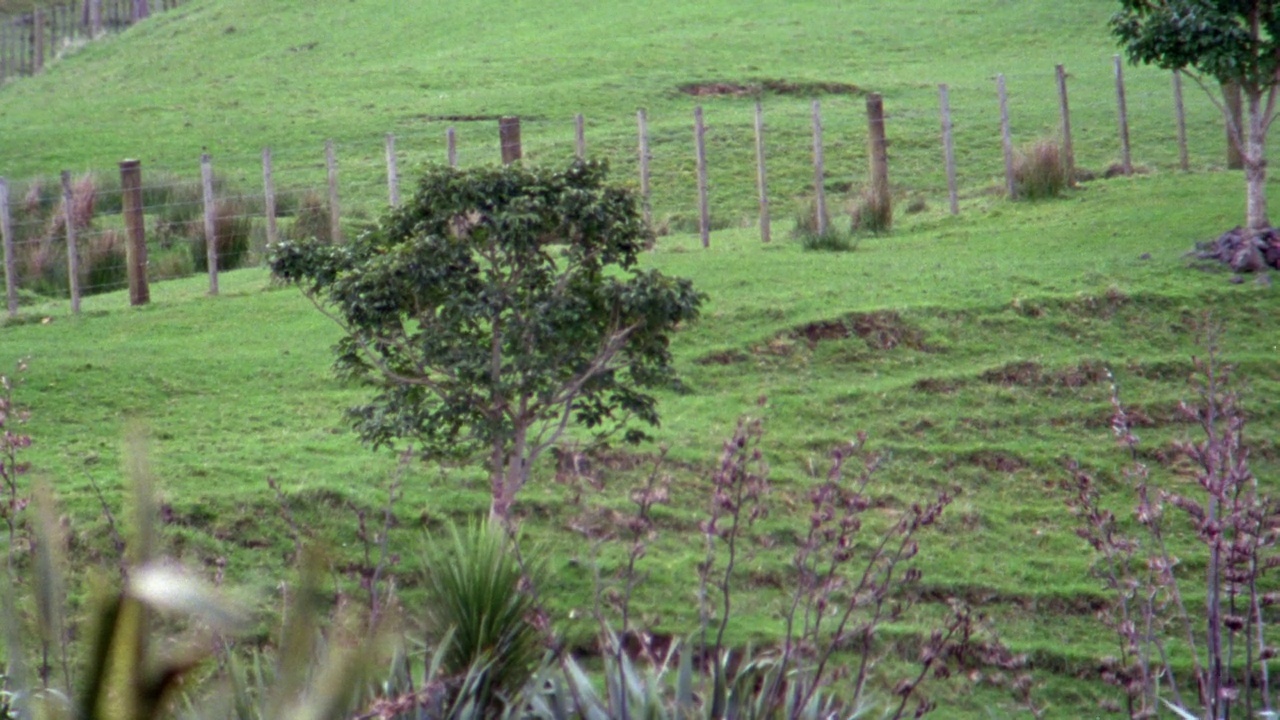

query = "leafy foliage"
[1111,0,1280,86]
[270,160,703,519]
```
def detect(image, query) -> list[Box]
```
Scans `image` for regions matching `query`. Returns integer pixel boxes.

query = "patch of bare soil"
[678,78,861,97]
[981,360,1109,389]
[695,349,750,366]
[966,450,1028,473]
[913,377,964,394]
[790,311,930,351]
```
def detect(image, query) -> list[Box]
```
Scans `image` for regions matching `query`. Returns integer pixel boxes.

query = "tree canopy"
[270,160,704,521]
[1113,0,1280,233]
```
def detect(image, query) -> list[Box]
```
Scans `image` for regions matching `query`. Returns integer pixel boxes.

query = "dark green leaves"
[269,160,703,487]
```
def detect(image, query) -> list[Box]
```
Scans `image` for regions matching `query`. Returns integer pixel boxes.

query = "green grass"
[1,0,1279,716]
[0,0,1257,228]
[2,170,1278,716]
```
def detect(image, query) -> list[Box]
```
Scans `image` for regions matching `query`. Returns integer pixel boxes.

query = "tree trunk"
[488,423,528,525]
[1245,90,1270,233]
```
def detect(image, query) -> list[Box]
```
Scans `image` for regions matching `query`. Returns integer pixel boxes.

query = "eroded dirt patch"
[679,78,861,97]
[791,311,930,351]
[981,360,1109,388]
[696,349,750,366]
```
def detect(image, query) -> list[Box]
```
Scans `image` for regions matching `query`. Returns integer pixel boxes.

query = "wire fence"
[0,58,1241,317]
[0,0,183,83]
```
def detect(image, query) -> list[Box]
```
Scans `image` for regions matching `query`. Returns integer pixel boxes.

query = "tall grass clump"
[1013,140,1068,200]
[285,190,333,243]
[420,519,544,715]
[793,199,856,252]
[850,186,893,235]
[191,200,254,272]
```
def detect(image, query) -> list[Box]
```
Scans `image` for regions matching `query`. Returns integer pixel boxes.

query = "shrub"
[1013,140,1067,200]
[191,200,253,272]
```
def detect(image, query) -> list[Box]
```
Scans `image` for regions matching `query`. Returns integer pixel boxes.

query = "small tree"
[1113,0,1279,233]
[270,161,703,523]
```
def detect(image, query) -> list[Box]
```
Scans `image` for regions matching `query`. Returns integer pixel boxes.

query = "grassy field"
[1,0,1280,717]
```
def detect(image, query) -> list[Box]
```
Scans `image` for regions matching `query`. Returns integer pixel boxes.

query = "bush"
[1013,140,1068,200]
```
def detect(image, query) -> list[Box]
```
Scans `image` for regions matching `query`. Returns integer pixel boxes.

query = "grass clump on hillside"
[1013,140,1069,200]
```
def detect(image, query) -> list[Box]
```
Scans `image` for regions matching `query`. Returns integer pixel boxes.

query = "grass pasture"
[1,0,1280,716]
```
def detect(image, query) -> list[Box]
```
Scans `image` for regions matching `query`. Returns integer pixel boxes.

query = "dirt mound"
[1190,226,1280,273]
[679,78,861,98]
[793,311,929,351]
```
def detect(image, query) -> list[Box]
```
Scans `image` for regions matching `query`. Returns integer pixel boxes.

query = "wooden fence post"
[637,108,651,227]
[446,126,457,167]
[118,159,148,305]
[60,171,80,313]
[500,116,522,165]
[385,133,400,207]
[867,93,891,227]
[1056,64,1075,186]
[997,74,1016,199]
[939,84,959,216]
[1173,72,1190,172]
[325,139,342,244]
[1224,81,1244,170]
[32,10,43,74]
[90,0,102,37]
[811,99,828,236]
[200,153,218,296]
[133,0,149,21]
[0,178,16,318]
[1114,55,1133,176]
[694,105,710,248]
[262,147,278,246]
[754,101,771,243]
[574,113,585,159]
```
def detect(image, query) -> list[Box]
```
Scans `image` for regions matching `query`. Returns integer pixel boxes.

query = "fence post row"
[1224,81,1244,169]
[200,153,218,296]
[693,105,710,248]
[262,147,278,246]
[32,10,44,74]
[446,126,457,168]
[810,99,828,236]
[938,84,959,216]
[0,178,16,318]
[325,140,342,244]
[997,74,1016,199]
[119,159,149,306]
[867,93,891,223]
[1113,55,1133,176]
[499,116,521,165]
[637,108,651,227]
[1173,72,1190,172]
[574,114,585,159]
[753,101,771,243]
[385,133,400,207]
[61,171,81,313]
[1056,65,1075,186]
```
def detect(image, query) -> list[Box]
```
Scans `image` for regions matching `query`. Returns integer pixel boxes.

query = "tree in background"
[1113,0,1279,233]
[271,161,703,523]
